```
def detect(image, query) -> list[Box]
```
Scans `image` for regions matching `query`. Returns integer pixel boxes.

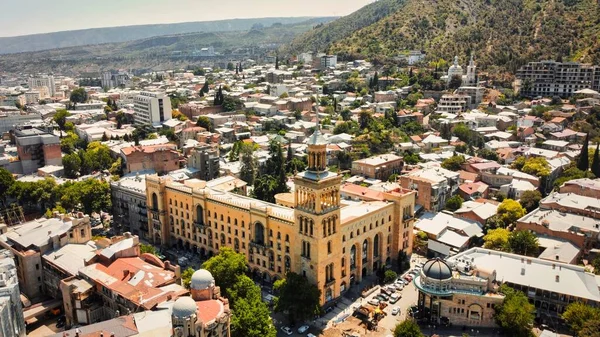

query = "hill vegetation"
[286,0,600,73]
[0,17,322,55]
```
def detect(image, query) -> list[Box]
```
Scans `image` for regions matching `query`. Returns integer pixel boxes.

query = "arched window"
[196,205,204,225]
[373,234,380,258]
[284,255,291,273]
[151,193,158,210]
[362,240,368,262]
[327,241,332,254]
[285,234,289,242]
[254,222,265,245]
[342,235,346,242]
[350,245,356,269]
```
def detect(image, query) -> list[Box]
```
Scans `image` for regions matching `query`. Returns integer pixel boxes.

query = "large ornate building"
[146,127,416,305]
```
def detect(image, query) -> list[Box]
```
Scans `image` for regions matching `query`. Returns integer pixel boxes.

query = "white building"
[28,75,56,97]
[133,91,172,127]
[320,55,337,70]
[0,250,26,337]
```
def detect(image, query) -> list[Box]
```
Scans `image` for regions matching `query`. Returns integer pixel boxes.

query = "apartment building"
[320,55,338,70]
[120,143,180,174]
[187,143,220,181]
[559,178,600,198]
[14,126,61,174]
[516,60,600,97]
[437,94,470,114]
[266,70,293,84]
[351,153,404,181]
[145,130,416,305]
[133,91,172,127]
[399,166,460,212]
[110,173,149,239]
[455,86,484,109]
[0,250,26,337]
[0,213,92,300]
[28,75,56,97]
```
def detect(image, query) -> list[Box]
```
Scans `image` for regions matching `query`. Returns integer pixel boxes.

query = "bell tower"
[293,104,343,305]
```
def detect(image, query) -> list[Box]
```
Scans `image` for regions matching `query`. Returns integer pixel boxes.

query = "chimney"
[555,275,560,282]
[521,267,525,275]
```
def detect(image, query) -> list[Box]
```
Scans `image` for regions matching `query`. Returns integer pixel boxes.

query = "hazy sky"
[0,0,374,37]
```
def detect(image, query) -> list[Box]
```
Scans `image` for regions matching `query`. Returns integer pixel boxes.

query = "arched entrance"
[350,244,357,270]
[254,222,265,245]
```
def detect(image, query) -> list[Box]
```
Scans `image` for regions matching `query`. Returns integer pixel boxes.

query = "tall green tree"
[497,199,526,227]
[508,230,539,256]
[393,320,424,337]
[483,228,510,250]
[445,195,463,211]
[240,144,257,185]
[62,153,82,178]
[196,116,212,131]
[441,155,466,171]
[201,81,209,94]
[519,190,542,212]
[592,144,600,178]
[53,109,71,130]
[70,88,88,104]
[494,285,535,337]
[0,168,15,206]
[562,302,600,333]
[202,247,248,297]
[229,276,276,337]
[578,133,590,171]
[274,272,321,324]
[181,267,195,289]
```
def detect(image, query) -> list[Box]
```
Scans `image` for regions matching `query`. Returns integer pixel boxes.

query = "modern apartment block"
[110,173,149,239]
[187,143,220,181]
[516,60,600,98]
[133,91,172,127]
[14,126,62,174]
[351,153,404,181]
[437,94,470,114]
[28,75,56,97]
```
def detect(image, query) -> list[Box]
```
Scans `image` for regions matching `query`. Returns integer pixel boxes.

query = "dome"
[422,258,452,280]
[307,129,327,145]
[190,269,215,290]
[172,296,197,318]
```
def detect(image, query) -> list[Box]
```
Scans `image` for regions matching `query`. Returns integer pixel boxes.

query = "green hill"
[285,0,600,73]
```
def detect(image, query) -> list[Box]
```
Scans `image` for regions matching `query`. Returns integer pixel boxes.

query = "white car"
[281,326,293,335]
[391,307,401,315]
[298,325,309,334]
[389,293,401,304]
[307,334,317,337]
[368,298,380,306]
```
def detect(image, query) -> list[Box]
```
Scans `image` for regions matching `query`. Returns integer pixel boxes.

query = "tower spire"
[315,92,320,130]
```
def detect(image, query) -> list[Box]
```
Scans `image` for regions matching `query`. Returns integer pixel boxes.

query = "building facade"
[188,143,220,181]
[0,250,26,337]
[120,144,180,174]
[351,153,404,181]
[146,128,416,306]
[28,75,56,97]
[14,126,62,174]
[133,91,172,127]
[110,174,149,239]
[516,61,600,98]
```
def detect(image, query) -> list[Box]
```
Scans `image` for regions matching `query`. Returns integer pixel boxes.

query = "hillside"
[0,17,319,55]
[286,0,600,73]
[0,18,335,75]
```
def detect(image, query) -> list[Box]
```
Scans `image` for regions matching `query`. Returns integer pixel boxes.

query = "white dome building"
[447,56,464,84]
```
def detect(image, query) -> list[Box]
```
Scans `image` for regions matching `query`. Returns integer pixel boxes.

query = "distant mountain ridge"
[0,17,318,55]
[285,0,600,73]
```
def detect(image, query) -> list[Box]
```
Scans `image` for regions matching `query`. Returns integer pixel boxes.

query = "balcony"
[194,221,206,230]
[249,241,268,250]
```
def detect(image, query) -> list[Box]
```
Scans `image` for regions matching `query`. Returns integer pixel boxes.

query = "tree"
[340,108,352,121]
[275,55,279,69]
[397,250,410,273]
[252,176,278,203]
[562,302,600,333]
[519,190,542,212]
[62,153,82,178]
[222,96,240,112]
[53,109,71,130]
[494,284,534,337]
[508,230,539,256]
[202,247,248,296]
[477,148,499,161]
[140,244,158,256]
[196,116,212,131]
[229,276,276,337]
[483,228,510,250]
[240,144,257,185]
[452,123,471,143]
[579,319,600,337]
[274,272,320,324]
[521,157,550,178]
[181,267,195,289]
[445,195,463,211]
[0,168,15,206]
[592,144,600,178]
[578,133,590,171]
[70,88,88,104]
[393,320,424,337]
[403,152,420,165]
[59,179,112,214]
[201,81,209,94]
[441,155,466,171]
[227,62,235,71]
[384,270,398,283]
[448,75,463,89]
[497,199,526,226]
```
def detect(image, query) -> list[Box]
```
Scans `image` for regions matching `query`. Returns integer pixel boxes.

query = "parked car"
[389,293,401,304]
[298,325,309,333]
[307,334,317,337]
[378,293,389,301]
[281,326,293,335]
[368,298,380,306]
[380,287,392,296]
[391,307,401,315]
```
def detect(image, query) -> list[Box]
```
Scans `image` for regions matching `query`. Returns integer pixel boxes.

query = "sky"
[0,0,374,37]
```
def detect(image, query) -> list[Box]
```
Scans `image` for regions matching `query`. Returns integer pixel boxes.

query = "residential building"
[133,91,172,127]
[320,55,337,70]
[110,173,149,239]
[437,94,469,113]
[0,213,92,300]
[28,75,56,97]
[60,236,185,327]
[415,212,483,258]
[454,200,498,226]
[414,257,503,327]
[516,60,600,97]
[456,86,484,109]
[120,143,180,174]
[399,166,460,212]
[351,153,403,181]
[559,178,600,198]
[145,127,416,306]
[0,110,43,134]
[447,248,600,323]
[0,250,26,337]
[187,143,220,181]
[266,70,293,84]
[14,126,61,175]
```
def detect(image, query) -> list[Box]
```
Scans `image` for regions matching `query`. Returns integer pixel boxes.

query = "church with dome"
[443,55,478,86]
[171,269,230,337]
[413,257,504,327]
